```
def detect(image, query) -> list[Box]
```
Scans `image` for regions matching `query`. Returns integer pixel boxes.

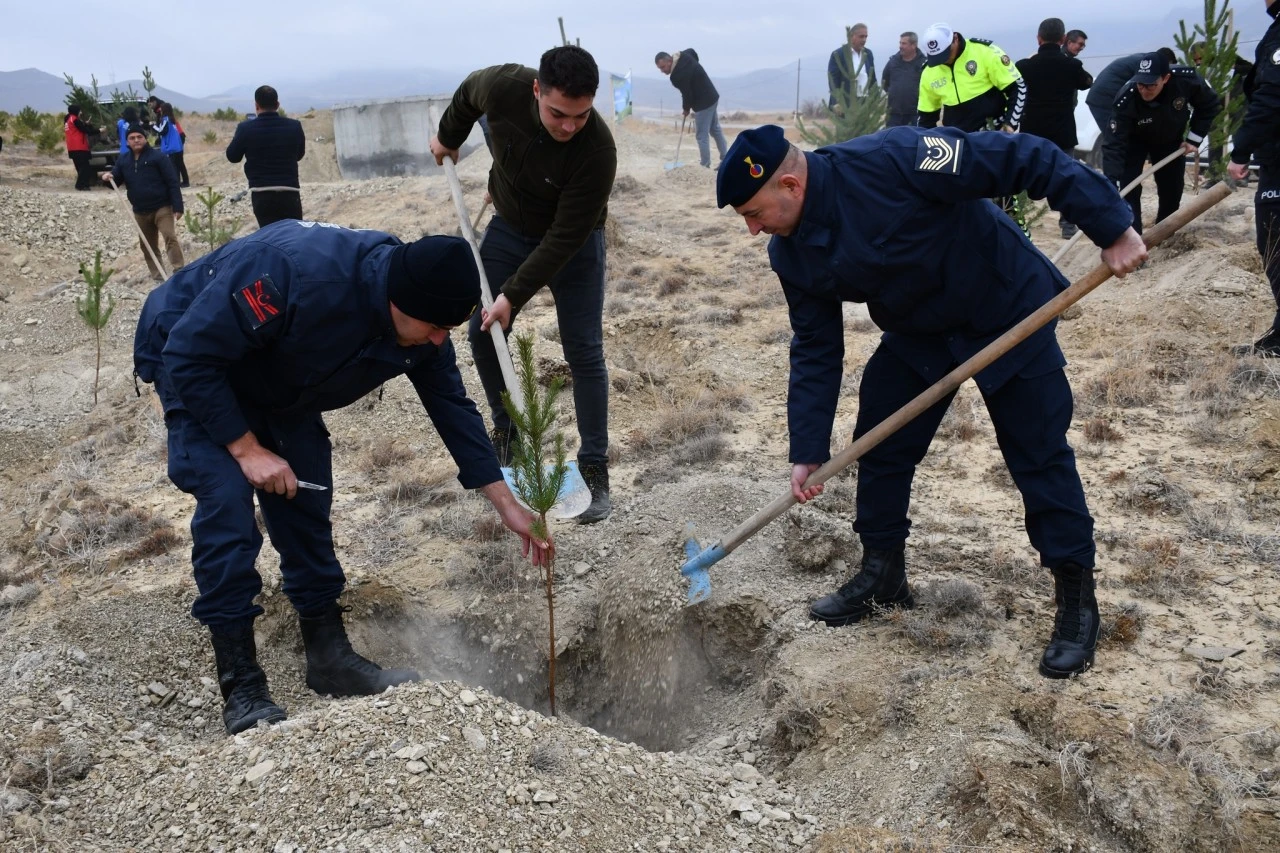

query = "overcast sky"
[5,1,1273,96]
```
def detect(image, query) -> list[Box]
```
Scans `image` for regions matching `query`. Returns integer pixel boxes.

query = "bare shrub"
[1190,661,1246,704]
[1082,417,1124,443]
[1099,602,1144,646]
[384,477,458,506]
[658,275,688,296]
[1141,694,1207,751]
[772,701,826,754]
[630,394,734,452]
[926,579,983,618]
[1126,535,1201,602]
[937,394,983,443]
[759,327,792,345]
[364,437,414,470]
[693,306,742,326]
[452,541,536,593]
[122,526,183,560]
[670,434,728,466]
[1083,353,1161,408]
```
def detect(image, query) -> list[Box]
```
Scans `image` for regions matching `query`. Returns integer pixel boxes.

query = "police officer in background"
[1227,0,1280,357]
[716,125,1146,679]
[1103,52,1221,234]
[917,22,1026,132]
[1086,48,1179,159]
[134,222,552,735]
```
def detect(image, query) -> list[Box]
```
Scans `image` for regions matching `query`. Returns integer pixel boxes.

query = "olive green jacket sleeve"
[436,65,617,309]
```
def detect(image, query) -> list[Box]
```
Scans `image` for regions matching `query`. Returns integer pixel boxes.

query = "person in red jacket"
[64,105,100,190]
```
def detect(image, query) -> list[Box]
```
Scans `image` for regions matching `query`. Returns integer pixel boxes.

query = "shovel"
[681,181,1233,604]
[105,175,169,279]
[437,154,592,519]
[1051,148,1185,266]
[664,116,688,170]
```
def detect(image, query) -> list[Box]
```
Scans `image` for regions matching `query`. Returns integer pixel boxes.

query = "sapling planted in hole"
[501,332,570,716]
[76,250,116,406]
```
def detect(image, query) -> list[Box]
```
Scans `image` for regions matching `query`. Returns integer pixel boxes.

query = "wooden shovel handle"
[714,181,1232,558]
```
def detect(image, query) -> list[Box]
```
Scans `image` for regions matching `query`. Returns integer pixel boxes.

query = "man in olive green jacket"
[430,45,617,523]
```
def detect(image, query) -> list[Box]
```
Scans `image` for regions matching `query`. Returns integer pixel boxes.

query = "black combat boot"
[490,426,517,467]
[808,547,915,627]
[209,622,287,735]
[1039,562,1100,679]
[299,605,419,697]
[577,461,612,524]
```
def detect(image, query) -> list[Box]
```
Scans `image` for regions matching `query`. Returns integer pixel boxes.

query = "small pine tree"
[141,66,156,97]
[501,333,569,717]
[1175,0,1244,181]
[797,84,887,146]
[77,250,116,406]
[184,187,243,256]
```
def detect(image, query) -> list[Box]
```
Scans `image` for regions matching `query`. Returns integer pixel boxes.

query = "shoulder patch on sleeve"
[234,274,283,330]
[916,135,963,174]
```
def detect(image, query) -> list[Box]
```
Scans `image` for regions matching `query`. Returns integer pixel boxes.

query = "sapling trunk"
[500,333,570,716]
[76,250,116,406]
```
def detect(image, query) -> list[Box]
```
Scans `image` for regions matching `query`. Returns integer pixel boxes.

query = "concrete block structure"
[333,95,487,180]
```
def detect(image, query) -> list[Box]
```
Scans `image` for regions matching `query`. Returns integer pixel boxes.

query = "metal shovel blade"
[680,523,720,604]
[502,460,592,520]
[663,160,686,171]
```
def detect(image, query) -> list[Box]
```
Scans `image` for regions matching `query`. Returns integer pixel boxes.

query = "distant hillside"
[0,68,227,114]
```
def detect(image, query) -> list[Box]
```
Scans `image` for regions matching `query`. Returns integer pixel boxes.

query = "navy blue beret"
[716,125,789,208]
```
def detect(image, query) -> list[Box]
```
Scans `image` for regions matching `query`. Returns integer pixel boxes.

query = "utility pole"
[794,58,802,121]
[558,17,569,47]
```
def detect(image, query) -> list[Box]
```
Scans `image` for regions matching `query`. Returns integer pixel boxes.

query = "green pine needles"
[185,187,243,256]
[797,85,887,147]
[1176,0,1245,182]
[501,332,570,716]
[77,250,116,406]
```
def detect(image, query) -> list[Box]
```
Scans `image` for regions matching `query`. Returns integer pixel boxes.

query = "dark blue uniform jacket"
[134,220,501,489]
[768,127,1133,464]
[225,111,306,188]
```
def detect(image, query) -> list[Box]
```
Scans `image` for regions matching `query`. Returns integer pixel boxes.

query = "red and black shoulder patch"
[234,274,283,329]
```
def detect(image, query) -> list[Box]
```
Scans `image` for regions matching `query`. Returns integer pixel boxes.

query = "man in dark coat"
[101,124,185,281]
[226,85,307,227]
[881,32,926,127]
[655,48,728,167]
[1227,0,1280,357]
[1017,18,1093,237]
[134,222,551,734]
[1103,52,1222,234]
[716,124,1146,679]
[828,23,877,112]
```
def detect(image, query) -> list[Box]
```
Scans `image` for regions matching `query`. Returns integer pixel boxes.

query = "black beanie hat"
[386,235,481,328]
[125,123,147,138]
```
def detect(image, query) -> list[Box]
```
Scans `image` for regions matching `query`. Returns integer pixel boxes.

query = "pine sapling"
[184,186,243,256]
[77,250,116,406]
[501,332,570,716]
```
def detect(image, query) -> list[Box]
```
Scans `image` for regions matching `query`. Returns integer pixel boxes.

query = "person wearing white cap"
[917,22,1026,133]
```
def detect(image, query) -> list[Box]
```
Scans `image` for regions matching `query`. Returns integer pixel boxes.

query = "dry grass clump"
[983,544,1045,588]
[937,394,984,443]
[1099,602,1144,646]
[1082,417,1124,443]
[658,275,688,296]
[1083,361,1160,408]
[782,506,858,572]
[771,701,827,755]
[1141,694,1207,752]
[364,436,414,471]
[1125,535,1201,602]
[628,393,735,453]
[759,326,792,345]
[1,727,92,793]
[670,434,728,466]
[691,306,743,326]
[384,476,458,506]
[37,491,176,572]
[1190,661,1246,704]
[121,526,183,560]
[884,581,989,652]
[448,540,535,593]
